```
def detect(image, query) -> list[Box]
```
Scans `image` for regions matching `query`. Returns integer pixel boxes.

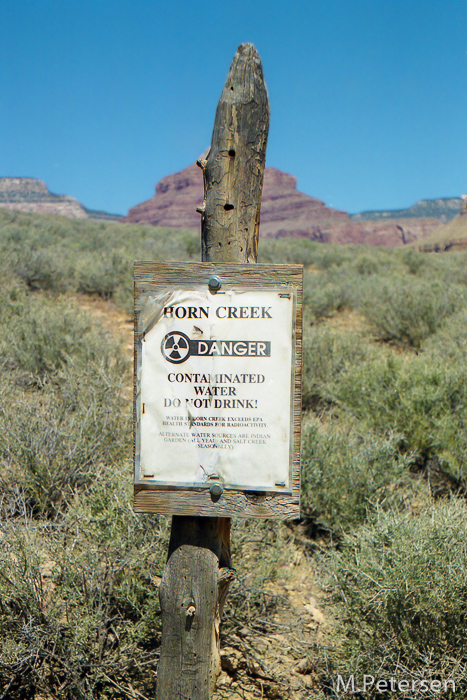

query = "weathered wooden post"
[198,43,270,265]
[133,43,302,700]
[157,43,269,699]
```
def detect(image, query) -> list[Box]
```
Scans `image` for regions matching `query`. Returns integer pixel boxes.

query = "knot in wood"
[186,604,196,617]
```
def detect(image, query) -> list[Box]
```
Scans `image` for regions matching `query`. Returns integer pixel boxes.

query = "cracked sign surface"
[135,288,295,491]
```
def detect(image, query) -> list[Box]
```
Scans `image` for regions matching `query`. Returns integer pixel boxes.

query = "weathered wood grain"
[134,261,302,288]
[156,544,220,699]
[134,487,300,519]
[198,43,270,263]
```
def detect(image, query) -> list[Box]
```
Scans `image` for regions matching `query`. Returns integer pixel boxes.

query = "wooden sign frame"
[134,261,302,519]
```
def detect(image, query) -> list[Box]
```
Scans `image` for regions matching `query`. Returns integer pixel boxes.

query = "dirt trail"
[214,542,330,700]
[76,295,133,350]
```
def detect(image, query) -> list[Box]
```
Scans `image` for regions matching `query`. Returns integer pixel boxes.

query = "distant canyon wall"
[0,172,453,248]
[0,178,122,222]
[124,164,443,247]
[0,177,88,219]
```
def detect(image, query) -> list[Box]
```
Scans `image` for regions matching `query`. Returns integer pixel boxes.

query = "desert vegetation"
[0,207,466,698]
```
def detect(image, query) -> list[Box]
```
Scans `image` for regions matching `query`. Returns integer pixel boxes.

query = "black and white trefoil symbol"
[161,331,191,364]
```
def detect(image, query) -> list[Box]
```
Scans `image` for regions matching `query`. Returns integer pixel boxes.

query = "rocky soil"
[213,542,332,700]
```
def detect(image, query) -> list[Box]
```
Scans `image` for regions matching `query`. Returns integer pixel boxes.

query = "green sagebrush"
[0,291,131,516]
[300,316,467,533]
[2,209,467,697]
[325,499,467,698]
[0,468,168,700]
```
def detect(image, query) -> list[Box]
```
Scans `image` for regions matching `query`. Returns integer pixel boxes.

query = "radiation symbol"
[161,331,191,364]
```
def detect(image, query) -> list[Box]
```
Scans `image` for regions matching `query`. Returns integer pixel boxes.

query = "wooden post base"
[156,516,234,699]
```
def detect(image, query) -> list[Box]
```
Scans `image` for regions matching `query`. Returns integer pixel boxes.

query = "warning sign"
[134,263,302,516]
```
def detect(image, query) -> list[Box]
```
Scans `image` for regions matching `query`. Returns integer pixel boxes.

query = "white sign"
[135,287,295,491]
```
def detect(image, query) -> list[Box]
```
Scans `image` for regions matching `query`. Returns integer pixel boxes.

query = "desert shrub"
[0,293,121,380]
[247,237,397,273]
[302,249,403,324]
[300,420,421,533]
[302,316,467,503]
[301,244,354,270]
[0,282,25,328]
[76,253,129,300]
[399,246,427,275]
[422,307,467,360]
[0,370,131,516]
[349,247,400,277]
[303,271,355,322]
[333,350,467,482]
[349,252,382,276]
[0,465,168,699]
[0,298,131,516]
[358,276,465,348]
[0,209,200,310]
[443,252,467,287]
[302,326,373,411]
[326,499,467,697]
[394,246,467,283]
[13,248,69,292]
[258,237,325,265]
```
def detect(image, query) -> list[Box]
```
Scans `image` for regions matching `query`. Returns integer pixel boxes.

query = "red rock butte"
[124,163,442,247]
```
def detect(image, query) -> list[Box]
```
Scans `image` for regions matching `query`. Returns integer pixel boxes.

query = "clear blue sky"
[1,0,465,216]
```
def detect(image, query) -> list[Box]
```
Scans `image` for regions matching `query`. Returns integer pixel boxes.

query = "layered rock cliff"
[351,197,463,223]
[124,164,202,229]
[0,173,446,247]
[0,178,122,221]
[0,178,88,218]
[416,195,467,252]
[124,163,442,247]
